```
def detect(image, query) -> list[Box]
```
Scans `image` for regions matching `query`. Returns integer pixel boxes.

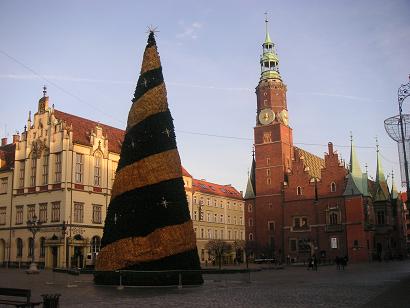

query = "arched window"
[297,186,302,196]
[28,237,34,257]
[249,233,254,241]
[40,237,46,258]
[249,218,253,227]
[267,178,271,185]
[331,182,336,192]
[91,236,101,253]
[329,212,338,225]
[94,153,102,187]
[16,238,23,257]
[248,204,252,212]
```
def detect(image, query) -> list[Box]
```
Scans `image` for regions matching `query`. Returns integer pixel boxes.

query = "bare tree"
[205,240,232,269]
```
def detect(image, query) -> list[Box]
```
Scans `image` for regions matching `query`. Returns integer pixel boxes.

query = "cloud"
[176,21,203,40]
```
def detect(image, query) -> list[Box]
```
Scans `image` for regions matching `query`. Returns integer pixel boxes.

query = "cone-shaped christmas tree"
[94,31,203,286]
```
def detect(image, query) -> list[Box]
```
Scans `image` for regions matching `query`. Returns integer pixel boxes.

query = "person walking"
[335,256,340,270]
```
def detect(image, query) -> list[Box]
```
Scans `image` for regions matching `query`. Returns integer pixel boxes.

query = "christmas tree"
[94,30,203,286]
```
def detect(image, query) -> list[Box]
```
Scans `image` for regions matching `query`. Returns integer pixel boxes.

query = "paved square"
[1,261,410,307]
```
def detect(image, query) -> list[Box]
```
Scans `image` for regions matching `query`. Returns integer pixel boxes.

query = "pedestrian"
[307,257,313,270]
[341,256,346,270]
[335,256,340,270]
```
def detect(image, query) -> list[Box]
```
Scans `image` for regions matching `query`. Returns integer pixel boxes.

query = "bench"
[0,288,41,307]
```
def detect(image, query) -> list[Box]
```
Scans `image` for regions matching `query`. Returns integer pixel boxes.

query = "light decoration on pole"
[384,76,410,197]
[26,214,42,274]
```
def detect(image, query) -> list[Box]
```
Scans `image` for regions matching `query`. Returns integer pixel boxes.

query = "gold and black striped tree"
[94,31,203,286]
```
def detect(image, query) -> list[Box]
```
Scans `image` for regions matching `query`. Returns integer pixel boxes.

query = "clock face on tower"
[259,108,275,125]
[279,109,289,126]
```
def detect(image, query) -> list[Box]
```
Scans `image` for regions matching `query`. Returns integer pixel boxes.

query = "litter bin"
[41,293,61,308]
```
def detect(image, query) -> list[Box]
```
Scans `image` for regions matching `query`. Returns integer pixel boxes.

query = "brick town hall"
[244,19,407,263]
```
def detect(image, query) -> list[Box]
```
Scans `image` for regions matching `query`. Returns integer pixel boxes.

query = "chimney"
[1,138,7,146]
[12,134,20,144]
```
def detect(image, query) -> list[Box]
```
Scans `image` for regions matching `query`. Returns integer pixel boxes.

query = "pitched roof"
[182,166,192,178]
[54,110,125,154]
[293,146,324,179]
[0,143,16,171]
[192,178,243,200]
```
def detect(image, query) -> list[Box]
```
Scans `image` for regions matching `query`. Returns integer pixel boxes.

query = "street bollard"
[117,270,124,290]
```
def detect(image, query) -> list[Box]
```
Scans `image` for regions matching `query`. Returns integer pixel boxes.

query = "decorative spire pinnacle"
[43,85,47,97]
[28,110,31,122]
[349,133,362,177]
[375,139,386,184]
[264,12,272,44]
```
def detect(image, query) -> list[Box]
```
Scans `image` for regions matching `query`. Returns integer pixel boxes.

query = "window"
[91,236,101,253]
[75,153,84,183]
[112,161,118,184]
[266,157,271,165]
[30,157,37,187]
[330,182,336,192]
[228,230,231,240]
[94,154,102,186]
[207,229,211,239]
[74,202,84,223]
[39,203,47,223]
[51,202,60,222]
[207,198,210,206]
[200,228,204,238]
[55,153,62,183]
[27,204,35,221]
[214,229,218,239]
[193,211,197,220]
[214,213,217,223]
[249,233,254,241]
[248,203,252,212]
[234,230,237,240]
[331,237,338,249]
[40,237,46,257]
[297,186,302,196]
[207,212,211,222]
[0,207,6,225]
[193,196,197,204]
[42,154,49,185]
[376,211,385,225]
[16,206,23,224]
[220,214,224,223]
[220,230,224,239]
[267,178,271,185]
[234,216,237,225]
[353,240,359,248]
[239,217,243,225]
[268,221,275,231]
[266,169,270,176]
[293,217,308,230]
[0,177,8,194]
[16,238,23,257]
[28,237,34,257]
[249,218,253,227]
[92,204,102,224]
[19,161,25,188]
[228,216,231,224]
[289,239,297,252]
[329,212,338,225]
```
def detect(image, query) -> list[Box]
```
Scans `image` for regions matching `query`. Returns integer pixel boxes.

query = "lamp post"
[384,76,410,198]
[26,214,42,274]
[398,77,410,198]
[61,221,67,269]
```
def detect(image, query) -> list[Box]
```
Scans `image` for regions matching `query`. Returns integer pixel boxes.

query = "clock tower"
[253,16,293,253]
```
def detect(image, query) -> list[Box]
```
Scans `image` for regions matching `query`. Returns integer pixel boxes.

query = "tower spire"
[260,14,280,81]
[374,139,389,201]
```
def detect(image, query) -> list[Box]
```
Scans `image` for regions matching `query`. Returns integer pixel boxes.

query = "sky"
[0,0,409,193]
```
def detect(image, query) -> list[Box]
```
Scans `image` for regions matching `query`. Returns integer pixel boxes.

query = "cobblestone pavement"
[1,261,410,307]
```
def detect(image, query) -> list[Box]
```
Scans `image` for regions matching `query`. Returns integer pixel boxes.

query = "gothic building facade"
[244,20,406,263]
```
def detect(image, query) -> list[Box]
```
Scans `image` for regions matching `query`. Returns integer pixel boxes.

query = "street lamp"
[26,214,42,274]
[384,76,410,198]
[61,220,67,269]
